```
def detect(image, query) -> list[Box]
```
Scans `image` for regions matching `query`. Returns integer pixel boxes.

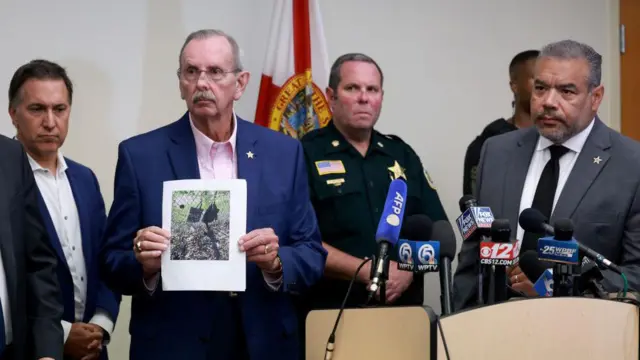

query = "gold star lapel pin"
[593,156,602,164]
[388,160,406,180]
[247,151,255,159]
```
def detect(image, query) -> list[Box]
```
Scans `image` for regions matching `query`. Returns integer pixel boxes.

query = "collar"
[189,112,238,157]
[26,151,68,175]
[537,117,595,154]
[324,120,390,156]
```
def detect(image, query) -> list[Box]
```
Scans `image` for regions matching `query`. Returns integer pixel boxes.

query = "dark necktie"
[521,145,570,252]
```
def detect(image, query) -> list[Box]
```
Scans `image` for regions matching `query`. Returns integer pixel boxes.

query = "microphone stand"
[553,263,576,297]
[367,252,390,305]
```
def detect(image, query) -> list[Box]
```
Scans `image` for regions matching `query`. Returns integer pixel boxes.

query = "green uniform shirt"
[300,121,448,308]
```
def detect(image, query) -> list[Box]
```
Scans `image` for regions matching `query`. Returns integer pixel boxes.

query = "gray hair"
[328,53,384,92]
[539,39,602,90]
[178,29,243,72]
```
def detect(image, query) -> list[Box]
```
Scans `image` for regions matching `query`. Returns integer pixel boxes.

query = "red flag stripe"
[254,74,281,127]
[293,0,311,74]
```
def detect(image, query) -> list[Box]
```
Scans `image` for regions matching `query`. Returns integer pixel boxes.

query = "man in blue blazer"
[8,59,121,360]
[100,29,327,360]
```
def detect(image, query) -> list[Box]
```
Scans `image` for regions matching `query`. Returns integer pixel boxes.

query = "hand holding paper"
[239,228,281,272]
[133,226,170,277]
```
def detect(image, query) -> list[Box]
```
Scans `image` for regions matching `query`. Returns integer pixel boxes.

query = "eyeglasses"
[178,66,240,82]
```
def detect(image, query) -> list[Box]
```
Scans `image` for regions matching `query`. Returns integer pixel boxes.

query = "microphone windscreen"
[458,195,476,212]
[553,218,574,240]
[519,250,550,280]
[400,214,433,240]
[518,208,548,233]
[490,218,511,242]
[375,179,408,245]
[431,220,457,259]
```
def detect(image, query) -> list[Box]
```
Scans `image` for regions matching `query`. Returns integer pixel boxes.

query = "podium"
[306,298,639,360]
[305,306,438,360]
[437,297,639,359]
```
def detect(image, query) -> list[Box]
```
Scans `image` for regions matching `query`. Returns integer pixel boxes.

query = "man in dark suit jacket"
[8,59,121,360]
[453,39,640,311]
[99,29,326,360]
[0,135,63,359]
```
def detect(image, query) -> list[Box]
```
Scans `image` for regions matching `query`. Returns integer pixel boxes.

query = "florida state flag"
[254,0,332,139]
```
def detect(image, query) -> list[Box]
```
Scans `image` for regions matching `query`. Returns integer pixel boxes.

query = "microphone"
[519,208,623,275]
[397,215,435,272]
[487,219,519,303]
[578,258,608,299]
[456,195,495,305]
[368,179,407,304]
[519,250,553,297]
[536,219,580,297]
[456,195,494,241]
[431,220,457,316]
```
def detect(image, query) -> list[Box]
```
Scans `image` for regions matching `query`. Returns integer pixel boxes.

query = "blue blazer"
[100,113,327,360]
[37,159,121,359]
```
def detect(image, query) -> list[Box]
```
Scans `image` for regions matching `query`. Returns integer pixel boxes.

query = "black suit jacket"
[0,135,63,359]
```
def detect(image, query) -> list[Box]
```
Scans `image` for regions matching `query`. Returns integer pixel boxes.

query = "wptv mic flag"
[254,0,332,139]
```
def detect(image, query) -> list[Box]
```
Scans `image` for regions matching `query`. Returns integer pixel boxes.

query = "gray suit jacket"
[452,117,640,311]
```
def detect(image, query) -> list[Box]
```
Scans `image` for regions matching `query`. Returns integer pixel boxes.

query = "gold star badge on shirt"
[593,156,602,164]
[247,151,254,159]
[388,161,406,180]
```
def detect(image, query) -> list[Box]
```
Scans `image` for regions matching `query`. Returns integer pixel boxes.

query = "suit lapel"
[502,129,538,227]
[168,113,201,180]
[552,118,611,220]
[36,190,68,268]
[0,174,18,315]
[66,164,93,268]
[235,119,260,228]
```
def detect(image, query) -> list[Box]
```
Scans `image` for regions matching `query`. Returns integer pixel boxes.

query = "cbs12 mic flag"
[254,0,332,139]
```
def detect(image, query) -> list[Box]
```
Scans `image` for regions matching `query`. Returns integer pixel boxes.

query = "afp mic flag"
[367,179,407,303]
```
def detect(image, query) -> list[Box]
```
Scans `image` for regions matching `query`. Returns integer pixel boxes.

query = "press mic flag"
[369,179,407,294]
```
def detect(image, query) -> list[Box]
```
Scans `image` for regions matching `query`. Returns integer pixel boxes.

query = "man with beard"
[463,50,539,197]
[452,39,640,311]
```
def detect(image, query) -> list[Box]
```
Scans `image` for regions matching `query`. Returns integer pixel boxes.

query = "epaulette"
[300,126,329,143]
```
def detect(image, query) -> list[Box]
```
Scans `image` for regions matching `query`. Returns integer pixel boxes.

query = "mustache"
[536,109,565,122]
[193,91,216,103]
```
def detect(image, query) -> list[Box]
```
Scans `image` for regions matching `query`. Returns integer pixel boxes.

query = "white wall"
[0,0,620,358]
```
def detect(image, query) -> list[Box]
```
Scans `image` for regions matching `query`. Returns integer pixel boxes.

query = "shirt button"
[369,181,374,188]
[337,188,343,194]
[72,246,76,251]
[81,277,84,282]
[374,208,380,213]
[64,216,68,220]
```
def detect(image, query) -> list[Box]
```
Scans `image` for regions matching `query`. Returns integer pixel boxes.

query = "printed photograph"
[170,190,230,261]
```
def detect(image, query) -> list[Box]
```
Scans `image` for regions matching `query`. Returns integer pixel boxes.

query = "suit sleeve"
[20,145,64,359]
[277,142,328,294]
[452,138,490,311]
[601,179,640,293]
[90,170,121,337]
[100,142,147,296]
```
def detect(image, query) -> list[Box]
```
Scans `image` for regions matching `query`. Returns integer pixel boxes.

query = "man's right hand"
[64,323,102,359]
[133,226,170,277]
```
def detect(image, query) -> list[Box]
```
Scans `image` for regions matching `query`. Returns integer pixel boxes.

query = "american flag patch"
[315,160,346,176]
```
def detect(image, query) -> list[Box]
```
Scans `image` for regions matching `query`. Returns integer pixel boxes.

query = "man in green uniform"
[300,53,449,314]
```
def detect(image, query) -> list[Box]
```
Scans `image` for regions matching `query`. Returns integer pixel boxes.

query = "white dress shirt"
[0,246,12,345]
[27,152,114,344]
[516,118,596,243]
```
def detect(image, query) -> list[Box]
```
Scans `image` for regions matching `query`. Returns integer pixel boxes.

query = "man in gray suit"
[453,39,640,311]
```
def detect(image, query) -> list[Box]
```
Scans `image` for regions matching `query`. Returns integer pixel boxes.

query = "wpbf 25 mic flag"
[254,0,332,139]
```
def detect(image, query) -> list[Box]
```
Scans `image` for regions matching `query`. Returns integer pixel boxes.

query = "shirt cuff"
[62,320,72,344]
[89,310,115,345]
[143,273,160,295]
[262,270,283,291]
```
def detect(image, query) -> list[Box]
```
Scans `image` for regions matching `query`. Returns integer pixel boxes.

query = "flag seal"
[269,69,332,138]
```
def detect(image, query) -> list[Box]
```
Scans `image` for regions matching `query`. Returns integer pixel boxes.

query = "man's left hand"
[380,261,413,304]
[508,265,537,297]
[239,228,281,272]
